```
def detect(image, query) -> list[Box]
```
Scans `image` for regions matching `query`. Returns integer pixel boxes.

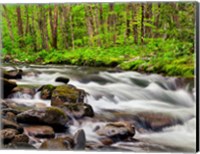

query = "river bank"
[2,39,195,78]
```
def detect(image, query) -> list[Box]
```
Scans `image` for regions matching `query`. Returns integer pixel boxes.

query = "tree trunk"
[25,5,29,35]
[94,4,101,47]
[125,3,131,44]
[85,5,94,47]
[16,6,24,47]
[141,3,144,44]
[108,3,116,45]
[2,5,14,45]
[51,5,58,49]
[30,6,37,51]
[69,6,74,50]
[132,4,138,44]
[145,3,152,38]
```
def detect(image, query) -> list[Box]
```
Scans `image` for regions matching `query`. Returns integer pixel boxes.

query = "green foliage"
[1,3,195,77]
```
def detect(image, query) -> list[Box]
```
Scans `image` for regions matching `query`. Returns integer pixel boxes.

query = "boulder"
[39,84,55,99]
[0,128,19,144]
[61,103,94,119]
[95,122,135,144]
[3,69,23,79]
[133,112,181,131]
[51,85,86,106]
[16,107,69,131]
[4,142,36,149]
[40,137,73,150]
[2,119,23,133]
[74,129,86,150]
[8,86,36,99]
[24,125,55,138]
[11,134,29,144]
[1,78,17,98]
[55,77,70,84]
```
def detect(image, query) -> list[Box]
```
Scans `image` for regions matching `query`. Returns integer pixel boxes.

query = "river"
[2,64,196,152]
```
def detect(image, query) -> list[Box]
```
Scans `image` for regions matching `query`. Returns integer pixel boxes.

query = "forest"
[1,2,195,77]
[0,2,197,151]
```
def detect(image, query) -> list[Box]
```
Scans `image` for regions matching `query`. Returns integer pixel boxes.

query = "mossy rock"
[51,85,86,106]
[16,107,69,131]
[38,84,55,100]
[61,103,94,119]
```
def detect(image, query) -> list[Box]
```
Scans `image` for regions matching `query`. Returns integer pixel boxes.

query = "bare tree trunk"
[132,4,138,44]
[16,6,24,47]
[145,3,152,38]
[25,5,29,35]
[99,3,104,34]
[108,3,117,45]
[30,6,37,51]
[124,3,131,44]
[94,4,101,47]
[51,5,58,49]
[85,5,94,47]
[2,5,14,45]
[69,6,74,50]
[141,3,144,44]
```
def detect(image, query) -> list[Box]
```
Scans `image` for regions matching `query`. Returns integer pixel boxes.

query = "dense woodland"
[1,2,195,77]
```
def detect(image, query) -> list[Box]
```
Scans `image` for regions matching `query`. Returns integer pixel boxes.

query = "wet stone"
[24,125,55,138]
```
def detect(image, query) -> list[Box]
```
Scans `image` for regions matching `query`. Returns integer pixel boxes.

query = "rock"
[39,84,55,99]
[8,86,36,99]
[51,85,86,106]
[4,112,16,121]
[95,122,135,144]
[0,128,19,144]
[74,129,86,150]
[24,125,55,138]
[3,69,23,79]
[1,78,17,98]
[16,107,69,131]
[85,141,104,150]
[133,113,181,131]
[11,134,29,143]
[40,137,73,150]
[61,103,94,119]
[2,119,23,133]
[4,142,36,149]
[4,55,12,63]
[55,77,70,84]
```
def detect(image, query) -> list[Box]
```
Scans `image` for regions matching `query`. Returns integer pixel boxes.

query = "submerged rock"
[51,85,86,106]
[61,103,94,118]
[95,122,135,144]
[133,112,182,132]
[24,125,55,138]
[55,77,70,84]
[16,107,69,131]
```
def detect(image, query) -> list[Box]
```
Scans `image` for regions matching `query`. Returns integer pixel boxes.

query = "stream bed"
[2,64,196,152]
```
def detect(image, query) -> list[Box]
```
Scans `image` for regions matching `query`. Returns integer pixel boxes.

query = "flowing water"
[2,64,196,152]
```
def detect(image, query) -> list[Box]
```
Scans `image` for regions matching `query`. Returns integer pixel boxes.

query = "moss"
[62,103,80,111]
[46,107,66,117]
